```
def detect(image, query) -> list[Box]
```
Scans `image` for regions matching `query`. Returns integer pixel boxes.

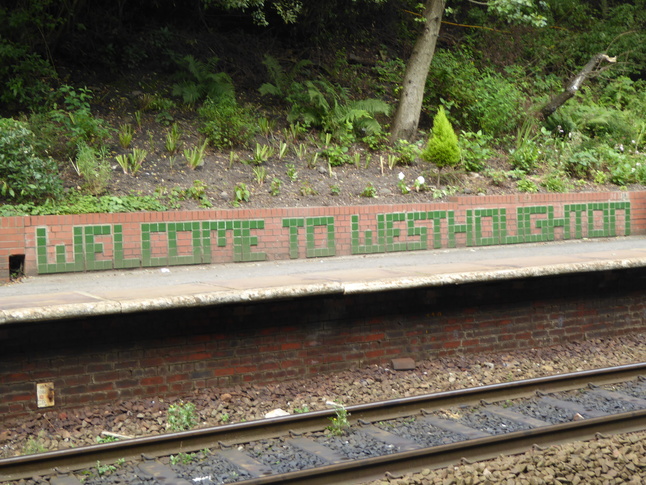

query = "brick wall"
[0,191,642,281]
[2,267,645,419]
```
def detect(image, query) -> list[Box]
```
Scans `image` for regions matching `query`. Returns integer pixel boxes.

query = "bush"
[421,107,461,174]
[0,118,63,202]
[199,98,256,149]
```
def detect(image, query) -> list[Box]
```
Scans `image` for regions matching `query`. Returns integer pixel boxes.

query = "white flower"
[398,172,405,180]
[416,176,425,185]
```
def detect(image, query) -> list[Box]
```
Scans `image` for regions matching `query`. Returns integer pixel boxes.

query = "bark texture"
[390,0,446,142]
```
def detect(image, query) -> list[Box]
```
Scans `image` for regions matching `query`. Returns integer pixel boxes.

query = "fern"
[286,79,390,138]
[172,55,235,105]
[259,55,312,99]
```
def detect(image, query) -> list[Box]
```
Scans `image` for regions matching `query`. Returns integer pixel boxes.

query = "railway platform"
[1,236,645,325]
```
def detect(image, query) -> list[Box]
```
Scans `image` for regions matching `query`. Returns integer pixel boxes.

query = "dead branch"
[540,53,617,120]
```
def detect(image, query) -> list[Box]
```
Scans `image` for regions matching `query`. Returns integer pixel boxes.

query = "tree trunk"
[389,0,445,143]
[540,53,616,120]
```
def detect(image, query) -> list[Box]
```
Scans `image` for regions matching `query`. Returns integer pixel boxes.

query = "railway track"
[3,363,646,485]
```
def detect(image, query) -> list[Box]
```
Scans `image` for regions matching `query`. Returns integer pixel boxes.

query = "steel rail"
[1,362,645,482]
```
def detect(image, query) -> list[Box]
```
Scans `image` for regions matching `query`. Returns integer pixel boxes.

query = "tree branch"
[540,53,616,119]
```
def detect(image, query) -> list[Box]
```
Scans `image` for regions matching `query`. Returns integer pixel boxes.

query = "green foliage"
[170,452,198,465]
[269,177,282,196]
[0,118,63,202]
[516,178,539,193]
[115,148,148,176]
[327,404,350,436]
[425,49,526,137]
[96,435,119,444]
[167,401,198,432]
[421,107,461,172]
[22,431,48,455]
[262,69,390,139]
[0,39,57,112]
[165,123,182,154]
[233,182,250,206]
[360,183,377,198]
[96,459,124,477]
[49,85,112,152]
[118,124,134,149]
[510,120,540,173]
[250,143,275,165]
[259,54,312,99]
[172,55,235,105]
[184,140,208,170]
[300,181,318,196]
[72,143,112,195]
[199,98,257,149]
[330,184,340,196]
[460,131,495,172]
[391,139,420,166]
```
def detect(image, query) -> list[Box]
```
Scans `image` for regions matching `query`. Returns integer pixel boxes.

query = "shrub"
[199,98,256,149]
[460,130,495,172]
[421,107,461,182]
[0,118,63,202]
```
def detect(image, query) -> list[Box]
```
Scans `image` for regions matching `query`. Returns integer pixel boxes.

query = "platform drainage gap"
[9,254,25,281]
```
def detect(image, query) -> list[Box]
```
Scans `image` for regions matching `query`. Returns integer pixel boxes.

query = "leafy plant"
[293,405,311,414]
[22,431,48,455]
[118,124,134,148]
[172,55,235,105]
[96,459,124,476]
[300,181,318,196]
[270,76,390,139]
[277,141,289,160]
[269,177,282,196]
[360,183,377,198]
[421,107,461,185]
[286,164,298,181]
[391,139,419,166]
[0,118,63,202]
[460,130,494,172]
[510,120,540,173]
[167,401,198,432]
[250,143,275,165]
[96,435,119,444]
[49,85,111,152]
[293,143,307,161]
[517,178,539,193]
[184,140,208,170]
[72,143,112,195]
[233,182,250,206]
[170,453,197,465]
[115,148,147,176]
[165,123,182,154]
[253,166,268,185]
[327,404,350,436]
[219,412,230,423]
[330,184,340,196]
[199,98,256,149]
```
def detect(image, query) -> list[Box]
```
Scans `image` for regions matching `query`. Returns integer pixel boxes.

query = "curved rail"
[2,362,646,482]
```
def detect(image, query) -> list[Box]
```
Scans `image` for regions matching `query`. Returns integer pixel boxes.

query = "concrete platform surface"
[1,237,645,324]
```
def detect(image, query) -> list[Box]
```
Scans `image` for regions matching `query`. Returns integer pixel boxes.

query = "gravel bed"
[434,408,532,435]
[3,332,646,484]
[510,398,577,424]
[557,388,645,414]
[375,417,461,447]
[606,380,646,399]
[311,429,400,459]
[244,438,326,473]
[170,452,253,484]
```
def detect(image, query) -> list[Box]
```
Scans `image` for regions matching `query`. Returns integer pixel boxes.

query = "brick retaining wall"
[0,191,643,281]
[2,267,645,419]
